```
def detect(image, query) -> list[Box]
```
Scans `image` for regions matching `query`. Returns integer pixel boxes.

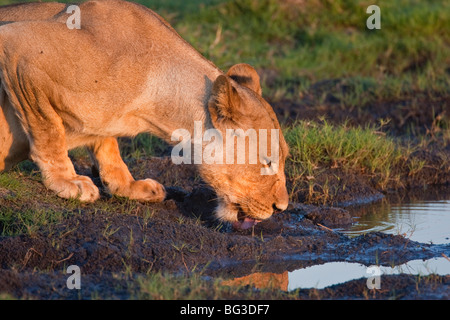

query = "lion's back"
[0,2,66,21]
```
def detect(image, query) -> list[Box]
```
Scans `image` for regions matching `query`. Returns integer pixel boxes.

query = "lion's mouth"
[231,204,261,230]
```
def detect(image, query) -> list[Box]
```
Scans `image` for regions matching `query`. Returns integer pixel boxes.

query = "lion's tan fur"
[0,0,288,222]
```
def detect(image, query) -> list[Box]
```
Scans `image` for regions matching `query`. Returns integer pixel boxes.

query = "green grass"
[284,119,404,176]
[0,170,75,236]
[3,0,447,80]
[135,272,234,299]
[283,119,408,202]
[169,0,450,100]
[133,271,289,299]
[118,134,170,160]
[0,207,66,236]
[0,293,16,300]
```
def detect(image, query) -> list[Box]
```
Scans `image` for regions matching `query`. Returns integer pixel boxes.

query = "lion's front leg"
[27,124,100,202]
[7,71,100,202]
[28,120,100,202]
[88,137,166,202]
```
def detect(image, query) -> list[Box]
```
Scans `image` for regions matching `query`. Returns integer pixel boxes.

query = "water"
[287,257,449,290]
[224,190,450,291]
[222,257,450,292]
[340,199,450,244]
[289,194,450,289]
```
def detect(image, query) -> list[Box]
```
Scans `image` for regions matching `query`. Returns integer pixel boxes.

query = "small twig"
[52,252,74,265]
[180,252,189,273]
[209,24,222,50]
[442,253,450,263]
[317,223,335,233]
[22,248,43,270]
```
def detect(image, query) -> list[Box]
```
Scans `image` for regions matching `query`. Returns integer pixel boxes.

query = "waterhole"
[223,188,450,291]
[340,197,450,245]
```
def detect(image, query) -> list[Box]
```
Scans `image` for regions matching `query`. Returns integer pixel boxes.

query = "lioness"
[0,0,289,229]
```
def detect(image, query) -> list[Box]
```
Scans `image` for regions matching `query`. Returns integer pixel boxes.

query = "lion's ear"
[208,74,242,126]
[227,63,262,96]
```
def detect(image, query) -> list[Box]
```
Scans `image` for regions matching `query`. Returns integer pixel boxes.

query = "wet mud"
[0,155,449,300]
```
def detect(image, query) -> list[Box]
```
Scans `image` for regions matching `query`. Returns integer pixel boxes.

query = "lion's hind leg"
[0,88,29,172]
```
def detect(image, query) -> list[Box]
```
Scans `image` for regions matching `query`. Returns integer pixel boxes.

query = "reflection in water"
[222,257,450,291]
[221,272,289,291]
[222,191,450,292]
[340,200,450,244]
[287,257,450,290]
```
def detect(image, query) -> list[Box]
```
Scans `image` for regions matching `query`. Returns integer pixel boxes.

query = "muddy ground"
[0,92,449,300]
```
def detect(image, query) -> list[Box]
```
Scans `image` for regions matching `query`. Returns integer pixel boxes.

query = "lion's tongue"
[232,218,261,230]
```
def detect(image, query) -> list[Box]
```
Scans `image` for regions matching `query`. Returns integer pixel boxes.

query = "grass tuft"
[284,119,404,176]
[283,119,408,202]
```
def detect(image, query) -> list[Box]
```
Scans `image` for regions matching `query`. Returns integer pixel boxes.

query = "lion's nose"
[272,179,289,213]
[272,202,288,213]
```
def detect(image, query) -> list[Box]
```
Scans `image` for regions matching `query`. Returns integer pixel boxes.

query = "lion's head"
[198,64,289,229]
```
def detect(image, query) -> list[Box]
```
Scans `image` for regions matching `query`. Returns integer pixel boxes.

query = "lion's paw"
[126,179,166,202]
[46,175,100,202]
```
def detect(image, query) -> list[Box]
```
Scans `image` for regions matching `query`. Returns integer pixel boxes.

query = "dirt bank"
[0,155,449,299]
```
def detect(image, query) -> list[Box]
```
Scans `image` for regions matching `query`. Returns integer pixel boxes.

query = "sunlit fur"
[0,0,288,221]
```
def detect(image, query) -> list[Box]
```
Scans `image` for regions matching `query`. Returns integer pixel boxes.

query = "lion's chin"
[214,200,263,230]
